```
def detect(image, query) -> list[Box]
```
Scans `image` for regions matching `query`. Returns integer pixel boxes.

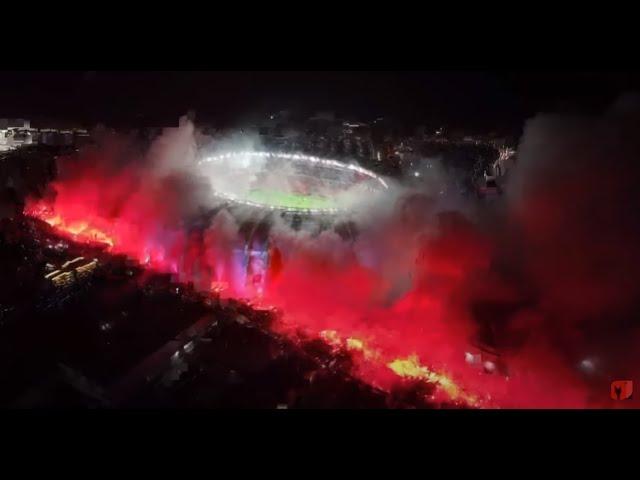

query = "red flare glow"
[24,191,592,408]
[27,127,632,409]
[25,194,489,407]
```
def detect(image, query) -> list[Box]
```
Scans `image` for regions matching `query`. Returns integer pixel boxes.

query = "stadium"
[198,151,389,215]
[197,151,391,297]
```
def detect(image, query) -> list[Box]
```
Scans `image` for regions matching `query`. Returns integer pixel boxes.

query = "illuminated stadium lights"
[201,151,389,189]
[199,151,389,214]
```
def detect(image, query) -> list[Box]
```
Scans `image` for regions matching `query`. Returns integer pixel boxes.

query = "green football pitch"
[246,189,337,209]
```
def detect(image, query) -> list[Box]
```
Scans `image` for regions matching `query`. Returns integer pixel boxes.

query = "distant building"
[0,119,31,151]
[0,118,30,130]
[1,117,95,151]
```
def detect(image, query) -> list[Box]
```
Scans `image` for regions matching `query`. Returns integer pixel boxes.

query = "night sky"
[1,71,639,132]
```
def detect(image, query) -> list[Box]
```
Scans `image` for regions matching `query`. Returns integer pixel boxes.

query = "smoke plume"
[25,102,640,407]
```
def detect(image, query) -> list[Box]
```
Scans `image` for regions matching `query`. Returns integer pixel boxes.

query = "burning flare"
[321,329,482,407]
[24,188,488,407]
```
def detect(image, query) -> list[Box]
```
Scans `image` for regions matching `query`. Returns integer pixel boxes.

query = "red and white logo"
[611,380,633,400]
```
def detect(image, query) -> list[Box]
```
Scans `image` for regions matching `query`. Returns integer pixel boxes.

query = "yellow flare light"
[388,355,478,405]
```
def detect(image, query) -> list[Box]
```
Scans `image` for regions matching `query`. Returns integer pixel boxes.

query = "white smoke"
[147,116,198,177]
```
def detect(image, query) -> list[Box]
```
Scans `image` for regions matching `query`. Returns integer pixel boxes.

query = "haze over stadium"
[198,151,389,214]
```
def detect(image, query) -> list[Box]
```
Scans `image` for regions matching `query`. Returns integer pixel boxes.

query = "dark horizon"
[2,71,640,132]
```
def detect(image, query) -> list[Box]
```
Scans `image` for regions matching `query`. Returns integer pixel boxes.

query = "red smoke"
[25,107,640,408]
